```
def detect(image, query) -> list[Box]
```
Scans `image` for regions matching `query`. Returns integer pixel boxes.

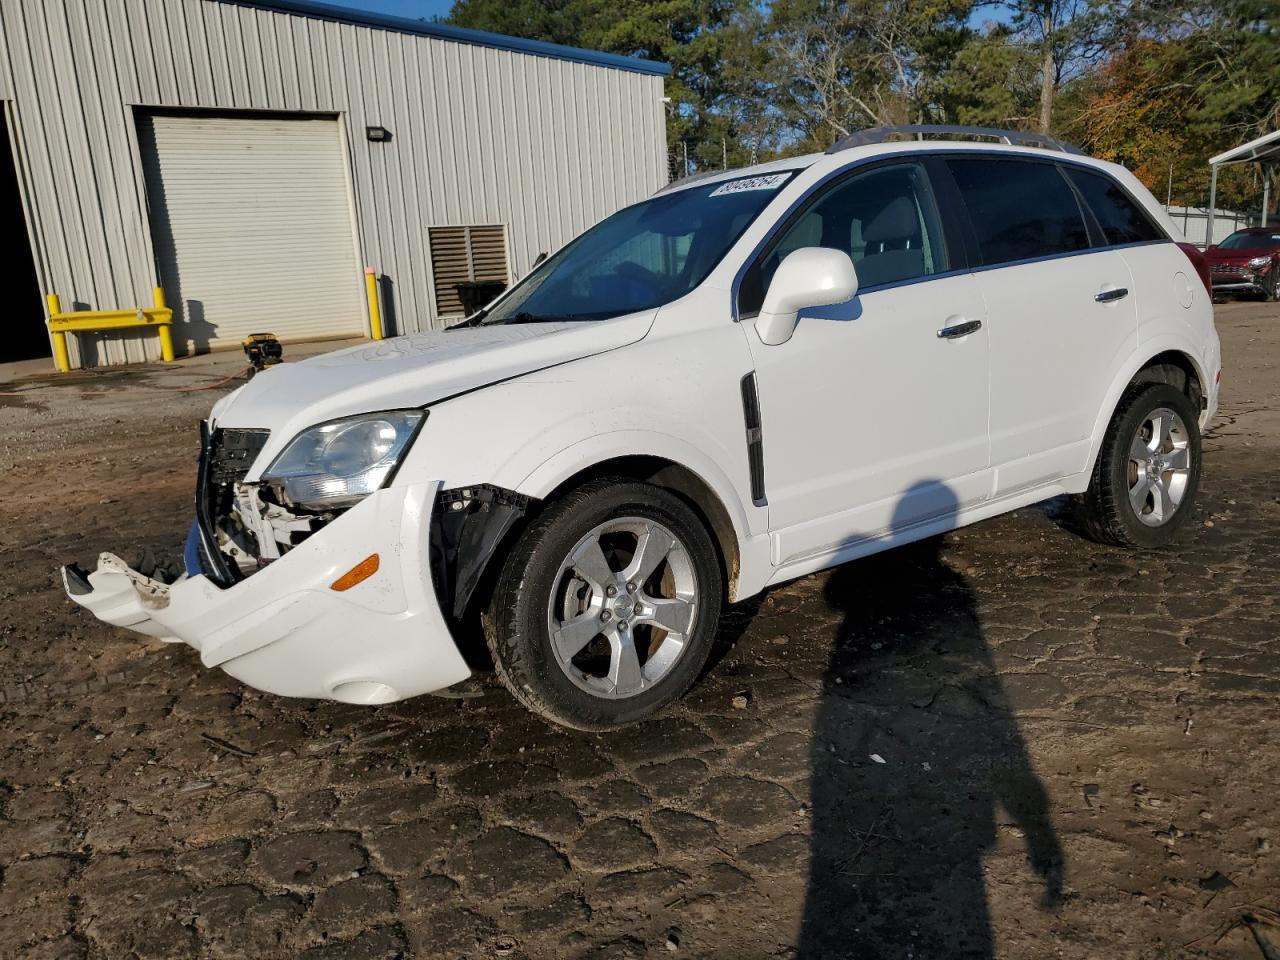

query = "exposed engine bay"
[199,425,532,616]
[199,425,340,583]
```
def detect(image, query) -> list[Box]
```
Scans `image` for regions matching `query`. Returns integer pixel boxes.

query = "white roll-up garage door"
[139,114,365,351]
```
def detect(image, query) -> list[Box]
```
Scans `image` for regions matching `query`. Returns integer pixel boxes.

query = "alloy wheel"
[1127,406,1193,527]
[546,517,698,699]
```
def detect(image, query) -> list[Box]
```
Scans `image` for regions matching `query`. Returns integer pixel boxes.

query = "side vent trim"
[740,372,767,507]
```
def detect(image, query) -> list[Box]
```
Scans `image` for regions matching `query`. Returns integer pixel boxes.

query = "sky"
[337,0,454,22]
[325,0,1012,34]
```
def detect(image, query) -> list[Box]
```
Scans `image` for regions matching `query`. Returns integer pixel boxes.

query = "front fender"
[512,427,772,601]
[396,320,772,598]
[516,428,759,539]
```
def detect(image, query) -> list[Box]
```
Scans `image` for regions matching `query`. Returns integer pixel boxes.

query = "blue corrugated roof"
[238,0,672,76]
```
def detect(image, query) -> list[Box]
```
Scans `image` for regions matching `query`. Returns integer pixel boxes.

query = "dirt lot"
[1,302,1277,960]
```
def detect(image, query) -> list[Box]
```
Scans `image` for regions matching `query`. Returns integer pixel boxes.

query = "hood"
[211,311,655,453]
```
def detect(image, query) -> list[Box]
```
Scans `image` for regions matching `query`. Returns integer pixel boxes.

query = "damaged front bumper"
[62,481,472,704]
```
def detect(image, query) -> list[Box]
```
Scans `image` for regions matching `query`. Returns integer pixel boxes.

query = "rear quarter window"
[1062,166,1165,246]
[946,157,1090,266]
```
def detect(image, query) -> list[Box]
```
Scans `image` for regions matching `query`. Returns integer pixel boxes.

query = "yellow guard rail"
[46,287,175,372]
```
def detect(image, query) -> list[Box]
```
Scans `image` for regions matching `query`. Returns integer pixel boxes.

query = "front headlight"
[1248,256,1272,269]
[262,410,424,510]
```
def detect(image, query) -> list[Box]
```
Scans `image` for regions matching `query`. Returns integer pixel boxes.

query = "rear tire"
[1075,383,1202,549]
[483,479,723,730]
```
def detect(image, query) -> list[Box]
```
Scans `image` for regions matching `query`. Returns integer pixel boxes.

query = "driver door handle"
[1095,287,1129,303]
[937,319,982,339]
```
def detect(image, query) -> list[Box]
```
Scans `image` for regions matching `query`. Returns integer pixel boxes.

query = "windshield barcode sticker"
[709,173,791,196]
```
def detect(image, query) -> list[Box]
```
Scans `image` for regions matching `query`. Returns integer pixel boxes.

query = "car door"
[738,159,991,568]
[943,156,1139,495]
[1060,161,1199,347]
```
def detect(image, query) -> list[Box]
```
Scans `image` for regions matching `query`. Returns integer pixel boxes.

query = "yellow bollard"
[153,286,175,361]
[364,267,384,341]
[46,293,70,372]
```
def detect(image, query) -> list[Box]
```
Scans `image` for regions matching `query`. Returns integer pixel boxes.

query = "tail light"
[1177,242,1212,295]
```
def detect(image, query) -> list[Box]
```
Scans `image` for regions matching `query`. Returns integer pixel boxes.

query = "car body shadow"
[798,481,1063,958]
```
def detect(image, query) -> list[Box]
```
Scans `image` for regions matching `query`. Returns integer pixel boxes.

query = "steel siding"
[0,0,667,366]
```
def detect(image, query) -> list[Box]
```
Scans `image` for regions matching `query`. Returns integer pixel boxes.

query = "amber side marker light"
[331,554,380,591]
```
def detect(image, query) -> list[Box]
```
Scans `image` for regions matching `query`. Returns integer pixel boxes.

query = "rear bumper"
[62,481,470,704]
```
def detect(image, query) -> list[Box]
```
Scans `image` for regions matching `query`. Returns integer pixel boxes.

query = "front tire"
[1075,383,1202,548]
[484,479,723,730]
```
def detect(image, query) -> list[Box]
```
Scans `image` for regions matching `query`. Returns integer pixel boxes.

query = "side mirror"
[755,247,859,346]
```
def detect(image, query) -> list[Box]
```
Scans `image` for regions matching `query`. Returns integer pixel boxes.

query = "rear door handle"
[937,319,982,339]
[1095,287,1129,303]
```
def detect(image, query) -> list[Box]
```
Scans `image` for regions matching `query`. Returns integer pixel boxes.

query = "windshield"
[1220,231,1280,250]
[479,172,797,324]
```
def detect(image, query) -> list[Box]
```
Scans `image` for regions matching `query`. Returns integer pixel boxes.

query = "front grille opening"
[207,428,270,486]
[199,427,270,585]
[200,426,358,584]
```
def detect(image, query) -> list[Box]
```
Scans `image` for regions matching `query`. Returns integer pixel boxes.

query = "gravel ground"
[0,302,1277,960]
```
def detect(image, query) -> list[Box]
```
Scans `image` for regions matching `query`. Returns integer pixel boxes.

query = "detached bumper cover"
[62,481,470,704]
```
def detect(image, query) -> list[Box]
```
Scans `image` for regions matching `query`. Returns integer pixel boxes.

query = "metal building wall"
[0,0,669,366]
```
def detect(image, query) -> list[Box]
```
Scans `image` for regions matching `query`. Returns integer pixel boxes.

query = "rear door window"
[946,157,1090,266]
[1062,165,1164,246]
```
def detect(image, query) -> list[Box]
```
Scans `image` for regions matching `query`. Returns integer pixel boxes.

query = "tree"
[578,0,753,171]
[1061,0,1279,209]
[765,0,895,148]
[448,0,760,173]
[710,6,790,164]
[989,0,1106,133]
[936,28,1040,127]
[447,0,585,46]
[445,0,1279,197]
[764,0,976,152]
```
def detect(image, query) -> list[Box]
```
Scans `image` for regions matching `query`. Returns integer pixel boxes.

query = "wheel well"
[543,456,742,598]
[1129,351,1204,411]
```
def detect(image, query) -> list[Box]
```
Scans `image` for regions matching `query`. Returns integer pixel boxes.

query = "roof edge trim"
[230,0,672,76]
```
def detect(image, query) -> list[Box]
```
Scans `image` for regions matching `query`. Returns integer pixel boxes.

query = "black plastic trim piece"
[196,421,238,588]
[198,423,269,588]
[740,373,767,506]
[429,484,533,619]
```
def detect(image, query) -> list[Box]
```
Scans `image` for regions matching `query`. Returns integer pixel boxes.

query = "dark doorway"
[0,109,49,364]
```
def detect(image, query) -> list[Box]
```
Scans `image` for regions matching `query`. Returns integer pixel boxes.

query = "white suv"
[65,126,1221,730]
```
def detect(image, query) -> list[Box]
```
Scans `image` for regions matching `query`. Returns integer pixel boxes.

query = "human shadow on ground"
[798,482,1063,959]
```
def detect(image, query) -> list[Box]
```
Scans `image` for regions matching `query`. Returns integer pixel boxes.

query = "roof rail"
[826,124,1085,156]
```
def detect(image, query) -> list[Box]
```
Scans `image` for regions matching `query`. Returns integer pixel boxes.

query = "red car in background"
[1206,227,1280,301]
